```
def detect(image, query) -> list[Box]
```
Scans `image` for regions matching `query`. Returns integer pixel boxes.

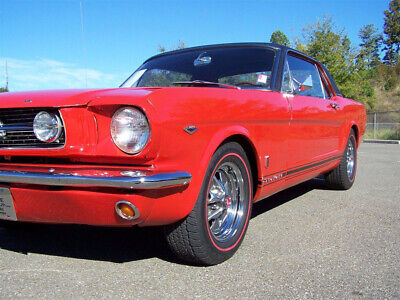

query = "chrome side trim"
[0,170,191,190]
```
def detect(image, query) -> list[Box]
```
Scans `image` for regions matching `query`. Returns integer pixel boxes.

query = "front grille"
[0,108,65,148]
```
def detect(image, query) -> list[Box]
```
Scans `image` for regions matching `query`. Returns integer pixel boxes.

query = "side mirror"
[294,75,313,95]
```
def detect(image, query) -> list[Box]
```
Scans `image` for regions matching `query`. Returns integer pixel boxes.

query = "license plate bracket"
[0,187,17,221]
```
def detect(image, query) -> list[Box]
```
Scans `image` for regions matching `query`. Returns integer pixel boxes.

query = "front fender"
[196,125,254,182]
[141,125,257,226]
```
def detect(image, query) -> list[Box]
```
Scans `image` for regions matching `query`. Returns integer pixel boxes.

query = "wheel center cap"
[225,196,232,208]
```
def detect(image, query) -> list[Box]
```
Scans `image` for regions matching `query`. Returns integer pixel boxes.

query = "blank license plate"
[0,187,17,221]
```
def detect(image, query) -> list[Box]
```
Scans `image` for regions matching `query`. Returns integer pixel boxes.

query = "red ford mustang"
[0,43,366,265]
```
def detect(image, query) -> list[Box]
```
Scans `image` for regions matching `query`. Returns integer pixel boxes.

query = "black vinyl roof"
[144,42,342,96]
[145,42,284,63]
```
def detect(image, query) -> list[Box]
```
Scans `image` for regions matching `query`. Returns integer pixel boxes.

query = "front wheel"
[325,129,357,190]
[165,142,253,265]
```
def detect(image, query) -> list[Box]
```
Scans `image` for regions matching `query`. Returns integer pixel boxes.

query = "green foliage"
[158,40,186,53]
[383,0,400,64]
[376,62,400,91]
[357,24,382,68]
[0,87,8,93]
[157,45,166,53]
[295,16,377,106]
[292,16,400,110]
[270,30,290,46]
[339,70,376,109]
[364,128,399,140]
[300,16,355,89]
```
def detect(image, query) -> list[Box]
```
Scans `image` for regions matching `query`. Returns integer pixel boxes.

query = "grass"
[364,128,400,140]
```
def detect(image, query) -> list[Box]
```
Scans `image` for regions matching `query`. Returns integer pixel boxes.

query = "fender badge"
[184,125,198,135]
[265,155,270,169]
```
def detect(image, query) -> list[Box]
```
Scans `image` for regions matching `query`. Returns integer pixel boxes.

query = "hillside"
[370,63,400,111]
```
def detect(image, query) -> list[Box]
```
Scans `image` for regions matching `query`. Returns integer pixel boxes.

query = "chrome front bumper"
[0,170,191,189]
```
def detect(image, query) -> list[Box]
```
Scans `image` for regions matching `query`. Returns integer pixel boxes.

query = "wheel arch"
[350,123,360,147]
[196,126,260,199]
[220,134,260,197]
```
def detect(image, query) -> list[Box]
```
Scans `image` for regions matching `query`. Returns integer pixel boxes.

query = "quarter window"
[281,59,293,93]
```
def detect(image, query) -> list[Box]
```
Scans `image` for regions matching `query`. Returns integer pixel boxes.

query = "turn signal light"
[115,201,139,220]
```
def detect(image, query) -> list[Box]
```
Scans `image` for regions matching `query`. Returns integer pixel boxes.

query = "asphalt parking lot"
[0,143,399,299]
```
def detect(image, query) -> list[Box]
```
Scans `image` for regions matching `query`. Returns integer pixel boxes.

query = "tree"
[176,40,186,50]
[383,0,400,64]
[356,24,382,68]
[157,45,166,53]
[158,39,186,53]
[270,30,290,46]
[0,87,7,93]
[300,16,355,87]
[296,16,376,109]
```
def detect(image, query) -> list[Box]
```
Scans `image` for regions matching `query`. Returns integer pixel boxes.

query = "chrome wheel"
[346,138,355,179]
[207,161,245,243]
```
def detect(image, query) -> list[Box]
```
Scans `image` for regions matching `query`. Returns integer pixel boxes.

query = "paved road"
[0,143,399,299]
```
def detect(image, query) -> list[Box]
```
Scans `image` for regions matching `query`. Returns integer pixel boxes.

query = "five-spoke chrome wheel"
[207,161,245,243]
[346,138,355,180]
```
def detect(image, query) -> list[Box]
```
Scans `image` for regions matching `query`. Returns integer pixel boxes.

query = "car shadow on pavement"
[0,223,178,264]
[251,177,329,219]
[0,178,328,264]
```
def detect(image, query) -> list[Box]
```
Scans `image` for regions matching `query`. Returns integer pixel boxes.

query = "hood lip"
[0,87,157,109]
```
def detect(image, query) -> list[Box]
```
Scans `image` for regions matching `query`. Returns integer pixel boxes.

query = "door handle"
[330,103,340,110]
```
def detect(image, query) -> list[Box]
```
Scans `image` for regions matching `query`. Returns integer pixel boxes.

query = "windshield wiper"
[172,80,240,90]
[235,82,269,89]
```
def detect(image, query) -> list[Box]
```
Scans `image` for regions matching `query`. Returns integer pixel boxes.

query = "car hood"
[0,88,156,109]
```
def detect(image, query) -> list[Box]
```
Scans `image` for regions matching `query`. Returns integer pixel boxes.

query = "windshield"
[121,46,276,89]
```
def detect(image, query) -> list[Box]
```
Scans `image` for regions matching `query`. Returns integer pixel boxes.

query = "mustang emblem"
[184,125,198,135]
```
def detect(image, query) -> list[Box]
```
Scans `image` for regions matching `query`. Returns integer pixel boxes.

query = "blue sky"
[0,0,390,91]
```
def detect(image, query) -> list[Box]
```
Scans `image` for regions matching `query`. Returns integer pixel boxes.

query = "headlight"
[110,107,150,154]
[33,111,62,143]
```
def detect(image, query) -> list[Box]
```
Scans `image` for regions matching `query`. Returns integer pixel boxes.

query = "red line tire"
[165,142,253,265]
[325,129,357,190]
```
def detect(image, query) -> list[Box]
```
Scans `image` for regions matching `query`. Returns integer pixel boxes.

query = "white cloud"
[0,57,123,91]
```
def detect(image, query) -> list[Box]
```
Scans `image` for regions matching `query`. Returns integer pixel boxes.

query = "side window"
[318,70,331,99]
[321,81,329,99]
[284,54,326,99]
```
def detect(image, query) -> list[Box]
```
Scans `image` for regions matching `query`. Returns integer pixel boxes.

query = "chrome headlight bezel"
[110,106,151,154]
[33,111,62,143]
